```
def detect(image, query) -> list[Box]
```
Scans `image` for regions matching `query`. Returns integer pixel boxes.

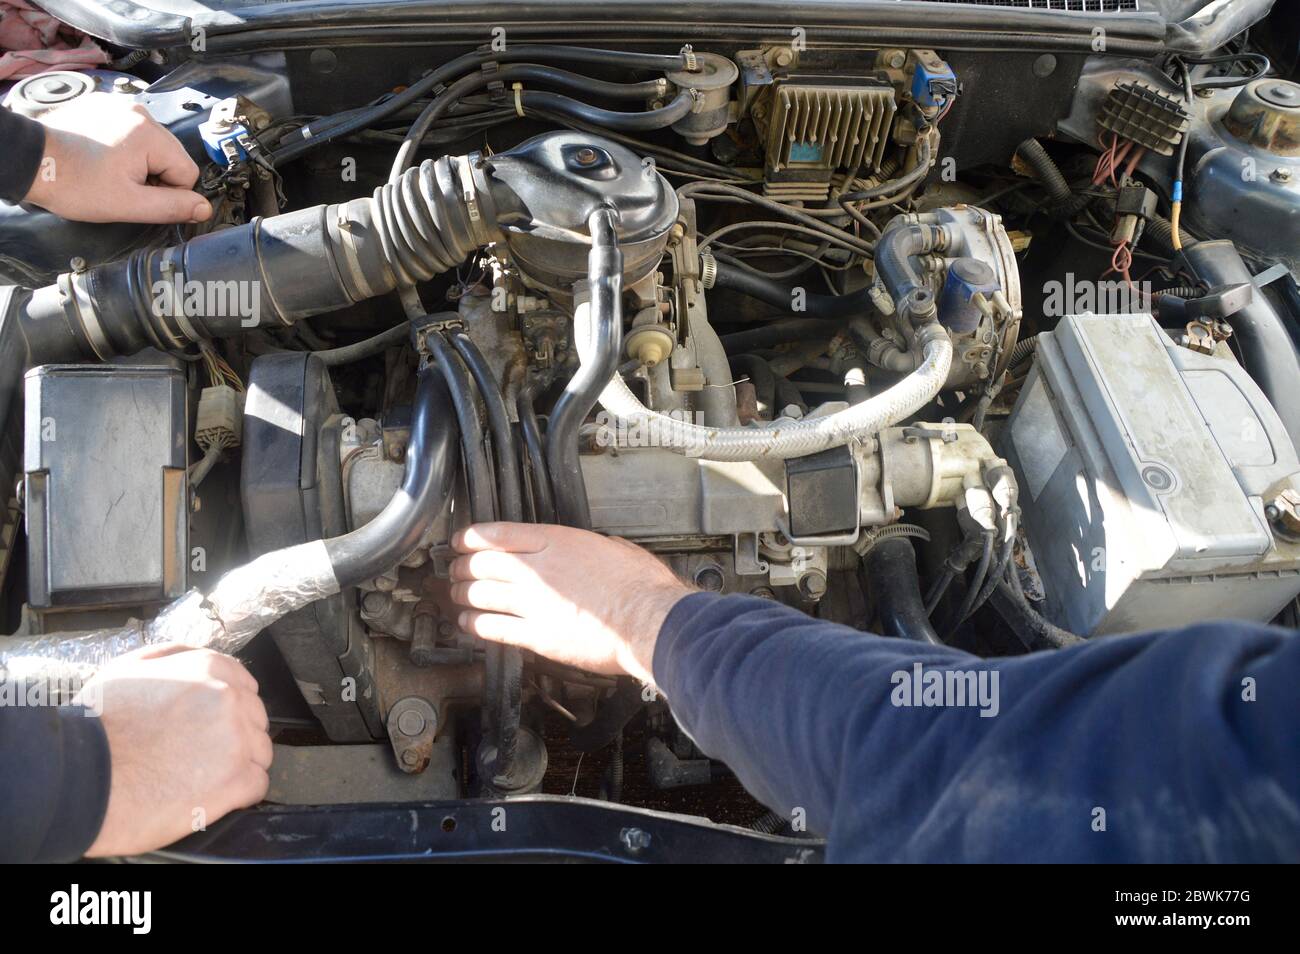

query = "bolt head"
[798,569,829,601]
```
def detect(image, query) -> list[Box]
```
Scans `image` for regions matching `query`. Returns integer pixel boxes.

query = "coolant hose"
[590,323,952,460]
[874,221,945,321]
[864,537,943,645]
[323,363,460,588]
[546,208,623,526]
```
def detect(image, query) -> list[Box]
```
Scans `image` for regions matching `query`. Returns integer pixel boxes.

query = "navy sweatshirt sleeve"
[0,699,112,862]
[0,107,47,204]
[654,592,1300,862]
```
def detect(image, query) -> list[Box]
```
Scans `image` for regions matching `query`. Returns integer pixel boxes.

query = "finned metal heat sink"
[1098,81,1190,156]
[763,79,897,196]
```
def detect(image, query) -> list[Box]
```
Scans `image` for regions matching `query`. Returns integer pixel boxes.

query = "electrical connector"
[1111,183,1158,246]
[195,384,244,452]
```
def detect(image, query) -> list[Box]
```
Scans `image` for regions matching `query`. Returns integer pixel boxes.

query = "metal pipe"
[546,207,623,527]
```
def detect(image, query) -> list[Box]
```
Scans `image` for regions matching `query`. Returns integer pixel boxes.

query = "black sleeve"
[0,697,112,862]
[654,592,1300,862]
[0,107,48,204]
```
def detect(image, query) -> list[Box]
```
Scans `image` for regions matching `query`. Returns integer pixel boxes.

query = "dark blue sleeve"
[653,592,1300,862]
[0,700,112,862]
[0,107,47,203]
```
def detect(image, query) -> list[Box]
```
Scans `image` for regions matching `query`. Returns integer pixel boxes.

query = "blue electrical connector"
[911,60,958,110]
[198,98,252,167]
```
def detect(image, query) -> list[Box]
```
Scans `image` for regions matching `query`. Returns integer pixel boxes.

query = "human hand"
[23,96,213,224]
[76,644,271,857]
[449,523,692,685]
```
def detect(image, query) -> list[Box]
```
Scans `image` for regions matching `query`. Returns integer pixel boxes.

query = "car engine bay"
[0,0,1297,857]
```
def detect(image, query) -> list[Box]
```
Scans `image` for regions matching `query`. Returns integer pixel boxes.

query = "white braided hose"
[591,323,953,461]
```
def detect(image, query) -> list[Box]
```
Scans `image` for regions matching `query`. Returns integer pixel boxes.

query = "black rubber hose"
[517,379,558,524]
[391,64,670,181]
[519,88,695,132]
[864,537,943,645]
[448,331,524,523]
[968,534,1015,622]
[271,45,691,163]
[423,331,502,748]
[546,209,623,528]
[322,365,459,588]
[316,322,411,366]
[941,532,993,640]
[424,332,496,522]
[711,260,873,319]
[1183,240,1300,451]
[1014,138,1090,217]
[447,331,524,777]
[718,319,839,353]
[989,567,1084,651]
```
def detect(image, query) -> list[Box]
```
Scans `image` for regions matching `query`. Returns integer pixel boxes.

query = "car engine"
[1,0,1297,853]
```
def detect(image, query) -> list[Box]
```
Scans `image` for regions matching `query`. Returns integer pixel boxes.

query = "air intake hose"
[9,131,677,367]
[28,152,501,362]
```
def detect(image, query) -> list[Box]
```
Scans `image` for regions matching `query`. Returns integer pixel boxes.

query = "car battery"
[1002,313,1300,635]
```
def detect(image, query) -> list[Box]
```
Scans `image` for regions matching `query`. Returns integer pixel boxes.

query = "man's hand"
[76,644,271,857]
[23,97,213,224]
[449,523,692,685]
